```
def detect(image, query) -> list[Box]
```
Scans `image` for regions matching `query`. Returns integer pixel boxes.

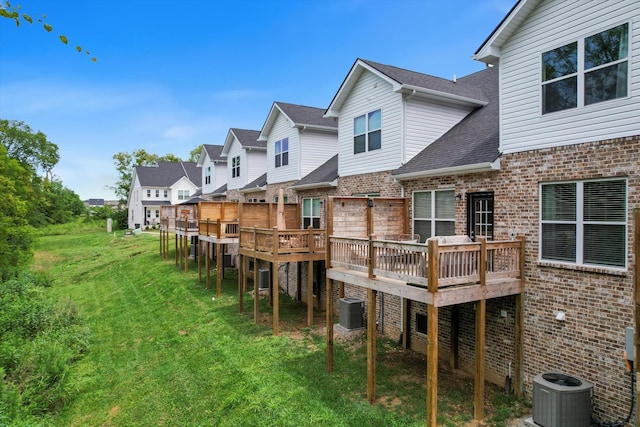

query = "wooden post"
[175,231,179,267]
[474,299,486,421]
[368,234,376,279]
[253,228,259,325]
[339,282,345,299]
[478,236,486,287]
[273,261,279,336]
[326,276,334,372]
[216,242,222,298]
[184,234,189,272]
[198,240,202,283]
[426,304,438,427]
[367,288,377,403]
[426,238,439,426]
[205,242,211,289]
[239,253,244,313]
[307,260,314,326]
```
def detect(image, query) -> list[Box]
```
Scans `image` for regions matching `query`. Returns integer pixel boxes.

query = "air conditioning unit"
[533,373,593,427]
[339,297,364,329]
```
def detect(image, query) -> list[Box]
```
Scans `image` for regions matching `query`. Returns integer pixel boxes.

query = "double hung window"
[178,190,189,201]
[232,156,240,178]
[412,190,455,242]
[302,198,321,229]
[205,167,211,184]
[542,23,628,114]
[275,138,288,168]
[354,109,381,154]
[540,179,626,268]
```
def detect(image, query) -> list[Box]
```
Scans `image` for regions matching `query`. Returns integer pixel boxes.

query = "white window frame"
[353,109,381,154]
[275,138,289,168]
[155,189,160,198]
[146,189,151,198]
[205,166,211,185]
[232,156,240,178]
[178,190,190,201]
[412,189,456,242]
[164,190,168,198]
[539,178,627,269]
[541,22,629,114]
[302,197,321,229]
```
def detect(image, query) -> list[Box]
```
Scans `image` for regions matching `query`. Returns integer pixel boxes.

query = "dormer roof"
[258,101,338,141]
[222,128,264,155]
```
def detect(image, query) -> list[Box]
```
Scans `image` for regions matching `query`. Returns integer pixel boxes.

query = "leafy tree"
[111,149,182,202]
[0,1,96,62]
[0,119,59,179]
[188,145,202,162]
[0,145,34,272]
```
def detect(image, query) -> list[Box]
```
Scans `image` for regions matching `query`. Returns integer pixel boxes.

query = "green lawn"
[34,231,527,426]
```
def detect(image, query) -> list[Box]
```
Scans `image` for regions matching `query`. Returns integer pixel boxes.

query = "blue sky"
[0,0,513,200]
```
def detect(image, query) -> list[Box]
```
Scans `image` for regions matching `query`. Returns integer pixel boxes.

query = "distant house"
[127,161,201,229]
[84,198,104,208]
[221,128,266,201]
[196,144,226,197]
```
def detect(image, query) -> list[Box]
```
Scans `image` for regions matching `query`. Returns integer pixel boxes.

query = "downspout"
[401,89,417,165]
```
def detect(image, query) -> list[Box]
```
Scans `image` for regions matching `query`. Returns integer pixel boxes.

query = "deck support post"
[326,276,334,372]
[216,242,222,298]
[239,254,244,313]
[307,260,314,326]
[426,304,438,427]
[205,242,211,289]
[367,288,377,403]
[273,261,279,336]
[175,232,179,267]
[450,306,459,369]
[197,240,202,283]
[184,234,189,272]
[474,299,486,421]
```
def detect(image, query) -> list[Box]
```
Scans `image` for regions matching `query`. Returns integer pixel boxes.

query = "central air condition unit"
[339,297,364,329]
[533,373,593,427]
[258,268,270,290]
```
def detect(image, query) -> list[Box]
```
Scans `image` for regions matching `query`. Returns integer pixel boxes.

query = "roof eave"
[291,180,338,190]
[294,124,338,133]
[239,185,267,194]
[392,159,501,181]
[396,84,488,107]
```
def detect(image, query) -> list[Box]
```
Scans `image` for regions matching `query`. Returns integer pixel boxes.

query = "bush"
[0,272,88,423]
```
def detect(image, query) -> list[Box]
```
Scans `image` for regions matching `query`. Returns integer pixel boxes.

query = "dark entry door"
[467,192,494,241]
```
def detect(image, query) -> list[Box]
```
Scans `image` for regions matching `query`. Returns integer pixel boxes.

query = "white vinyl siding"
[267,113,299,184]
[404,97,473,163]
[299,131,338,177]
[499,0,640,154]
[338,71,402,176]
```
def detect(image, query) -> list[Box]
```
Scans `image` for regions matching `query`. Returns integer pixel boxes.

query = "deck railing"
[240,227,326,255]
[159,217,175,230]
[329,236,524,289]
[175,217,198,233]
[199,219,239,239]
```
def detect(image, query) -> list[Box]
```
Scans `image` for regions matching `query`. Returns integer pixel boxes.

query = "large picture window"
[232,156,240,178]
[302,198,321,229]
[275,138,289,168]
[354,109,381,154]
[542,23,628,114]
[412,190,455,242]
[540,179,626,268]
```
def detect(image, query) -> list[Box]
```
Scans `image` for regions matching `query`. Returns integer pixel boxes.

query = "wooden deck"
[327,236,525,306]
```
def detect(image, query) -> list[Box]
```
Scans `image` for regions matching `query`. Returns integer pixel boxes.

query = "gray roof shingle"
[136,161,202,187]
[392,66,499,177]
[276,102,338,129]
[241,173,267,191]
[203,144,225,162]
[230,128,265,149]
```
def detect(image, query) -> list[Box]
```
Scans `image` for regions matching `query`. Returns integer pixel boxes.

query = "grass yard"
[33,230,528,426]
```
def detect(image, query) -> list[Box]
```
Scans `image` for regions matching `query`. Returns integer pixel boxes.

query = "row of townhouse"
[133,0,639,423]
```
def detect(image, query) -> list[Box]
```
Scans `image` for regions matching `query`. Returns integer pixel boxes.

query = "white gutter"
[394,84,488,107]
[392,159,500,181]
[290,180,338,191]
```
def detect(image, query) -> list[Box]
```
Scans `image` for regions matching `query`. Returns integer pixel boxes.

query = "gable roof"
[392,66,500,180]
[209,183,227,198]
[291,154,338,190]
[240,172,267,193]
[258,101,338,141]
[473,0,541,65]
[135,161,202,188]
[197,144,225,167]
[325,58,488,117]
[222,128,264,155]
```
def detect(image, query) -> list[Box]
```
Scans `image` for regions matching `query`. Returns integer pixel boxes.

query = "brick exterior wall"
[395,135,638,419]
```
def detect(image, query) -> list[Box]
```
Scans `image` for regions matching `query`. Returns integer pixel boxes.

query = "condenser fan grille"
[541,373,583,387]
